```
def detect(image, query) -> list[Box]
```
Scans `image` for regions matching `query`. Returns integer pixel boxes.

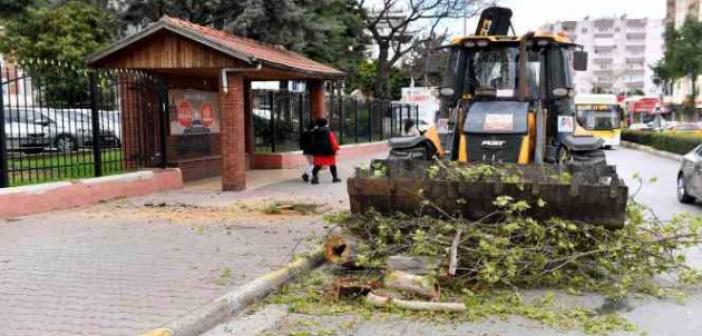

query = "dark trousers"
[312,165,338,179]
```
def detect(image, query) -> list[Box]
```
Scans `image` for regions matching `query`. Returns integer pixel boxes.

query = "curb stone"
[139,246,326,336]
[620,141,683,162]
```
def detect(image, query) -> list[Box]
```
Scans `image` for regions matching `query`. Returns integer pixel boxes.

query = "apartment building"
[666,0,702,105]
[543,17,664,96]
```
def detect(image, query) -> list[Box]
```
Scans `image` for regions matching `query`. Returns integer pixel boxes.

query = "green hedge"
[622,130,702,155]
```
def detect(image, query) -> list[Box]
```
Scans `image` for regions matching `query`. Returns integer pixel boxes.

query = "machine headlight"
[476,40,489,47]
[464,41,476,48]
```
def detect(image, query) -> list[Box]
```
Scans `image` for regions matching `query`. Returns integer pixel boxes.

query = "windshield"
[472,48,519,93]
[463,47,542,99]
[576,105,621,130]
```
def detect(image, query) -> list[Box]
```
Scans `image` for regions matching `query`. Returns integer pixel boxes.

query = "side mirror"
[573,51,588,71]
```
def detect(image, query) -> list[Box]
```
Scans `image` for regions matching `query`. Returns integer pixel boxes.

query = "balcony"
[626,32,646,42]
[625,19,647,28]
[626,81,645,89]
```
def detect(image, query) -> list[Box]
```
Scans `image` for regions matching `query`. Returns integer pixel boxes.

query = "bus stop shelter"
[87,16,345,191]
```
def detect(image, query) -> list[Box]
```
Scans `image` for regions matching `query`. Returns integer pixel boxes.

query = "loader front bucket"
[347,160,629,229]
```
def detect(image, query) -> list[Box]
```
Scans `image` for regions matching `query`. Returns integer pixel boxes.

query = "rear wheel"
[678,174,696,204]
[556,146,571,165]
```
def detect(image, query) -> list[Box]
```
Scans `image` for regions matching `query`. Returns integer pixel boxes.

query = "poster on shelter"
[169,89,221,135]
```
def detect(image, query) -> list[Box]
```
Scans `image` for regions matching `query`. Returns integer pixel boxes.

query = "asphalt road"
[204,146,702,336]
[606,146,702,220]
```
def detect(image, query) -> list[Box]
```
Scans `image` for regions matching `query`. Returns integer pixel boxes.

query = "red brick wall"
[219,73,246,190]
[309,79,326,119]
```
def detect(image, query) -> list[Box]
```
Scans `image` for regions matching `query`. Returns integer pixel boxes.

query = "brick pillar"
[309,79,326,119]
[219,73,246,191]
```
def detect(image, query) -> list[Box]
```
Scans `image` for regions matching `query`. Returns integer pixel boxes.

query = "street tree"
[0,0,116,104]
[657,19,702,119]
[0,0,39,18]
[345,60,410,99]
[119,0,367,76]
[354,0,485,100]
[405,33,449,87]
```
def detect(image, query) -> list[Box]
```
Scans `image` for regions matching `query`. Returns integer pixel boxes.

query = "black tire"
[678,174,696,204]
[387,143,435,161]
[55,135,78,152]
[556,146,571,165]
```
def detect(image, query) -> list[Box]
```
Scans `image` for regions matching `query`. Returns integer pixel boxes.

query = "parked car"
[678,145,702,204]
[664,123,702,135]
[4,108,121,153]
[628,123,653,131]
[3,107,51,153]
[39,109,122,151]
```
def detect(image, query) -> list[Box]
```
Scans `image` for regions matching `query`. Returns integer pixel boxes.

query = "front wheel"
[678,174,696,204]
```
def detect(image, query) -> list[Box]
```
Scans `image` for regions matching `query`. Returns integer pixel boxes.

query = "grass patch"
[6,148,124,186]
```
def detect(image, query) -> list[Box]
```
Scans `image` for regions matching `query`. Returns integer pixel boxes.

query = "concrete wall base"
[0,169,183,218]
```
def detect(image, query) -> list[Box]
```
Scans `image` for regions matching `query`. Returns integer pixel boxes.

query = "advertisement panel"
[169,89,221,135]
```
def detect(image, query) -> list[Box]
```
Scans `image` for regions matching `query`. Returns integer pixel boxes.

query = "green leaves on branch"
[327,200,702,300]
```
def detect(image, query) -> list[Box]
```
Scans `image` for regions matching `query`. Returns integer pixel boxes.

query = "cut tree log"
[386,255,441,275]
[384,270,440,301]
[366,292,466,312]
[448,229,463,276]
[324,234,359,267]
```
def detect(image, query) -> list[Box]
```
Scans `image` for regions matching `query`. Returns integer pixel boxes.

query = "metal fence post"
[339,96,344,145]
[157,76,169,168]
[269,91,276,153]
[391,104,395,137]
[89,71,103,177]
[354,99,359,143]
[298,92,304,149]
[415,105,419,128]
[367,100,372,142]
[379,101,384,140]
[0,62,8,188]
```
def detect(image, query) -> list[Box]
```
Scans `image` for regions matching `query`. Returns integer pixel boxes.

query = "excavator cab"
[438,34,601,166]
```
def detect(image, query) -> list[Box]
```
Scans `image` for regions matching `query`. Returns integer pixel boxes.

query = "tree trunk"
[366,292,466,312]
[373,43,391,101]
[384,270,440,300]
[692,75,699,122]
[324,233,359,267]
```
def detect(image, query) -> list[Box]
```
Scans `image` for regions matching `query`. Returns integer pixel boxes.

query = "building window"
[582,28,588,34]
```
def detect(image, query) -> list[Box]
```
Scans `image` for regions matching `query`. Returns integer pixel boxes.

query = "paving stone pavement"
[0,153,382,336]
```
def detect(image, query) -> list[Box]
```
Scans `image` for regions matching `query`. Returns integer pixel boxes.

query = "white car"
[628,123,652,131]
[3,108,51,153]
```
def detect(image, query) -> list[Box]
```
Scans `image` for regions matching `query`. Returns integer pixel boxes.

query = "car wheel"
[677,174,696,204]
[55,135,78,152]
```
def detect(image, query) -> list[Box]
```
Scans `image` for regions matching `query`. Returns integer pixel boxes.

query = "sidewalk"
[0,153,382,336]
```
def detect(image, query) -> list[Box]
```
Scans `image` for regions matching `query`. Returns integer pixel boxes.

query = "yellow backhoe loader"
[348,7,628,228]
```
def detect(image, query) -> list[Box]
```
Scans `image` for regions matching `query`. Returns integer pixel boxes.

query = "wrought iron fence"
[0,62,167,187]
[253,90,420,153]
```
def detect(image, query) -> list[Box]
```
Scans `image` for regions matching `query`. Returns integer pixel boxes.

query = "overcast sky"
[445,0,666,36]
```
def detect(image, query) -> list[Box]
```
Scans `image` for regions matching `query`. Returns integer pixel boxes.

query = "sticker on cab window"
[558,116,575,133]
[484,114,514,131]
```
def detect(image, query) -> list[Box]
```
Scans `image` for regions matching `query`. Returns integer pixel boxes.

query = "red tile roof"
[88,16,345,79]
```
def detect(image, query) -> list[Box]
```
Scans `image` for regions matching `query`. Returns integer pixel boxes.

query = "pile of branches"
[325,197,702,300]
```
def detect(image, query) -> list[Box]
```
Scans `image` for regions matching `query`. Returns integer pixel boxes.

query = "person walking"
[300,120,317,182]
[310,118,341,184]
